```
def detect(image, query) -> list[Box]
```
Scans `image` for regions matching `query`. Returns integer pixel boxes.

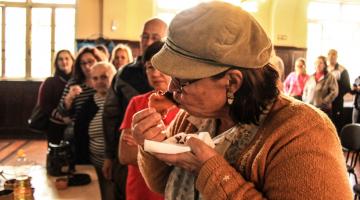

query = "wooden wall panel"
[274,46,307,79]
[0,81,42,137]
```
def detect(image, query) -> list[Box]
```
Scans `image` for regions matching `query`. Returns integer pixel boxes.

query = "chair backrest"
[340,123,360,151]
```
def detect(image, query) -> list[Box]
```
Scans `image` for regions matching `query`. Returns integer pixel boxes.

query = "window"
[307,1,360,82]
[0,0,76,79]
[155,0,257,25]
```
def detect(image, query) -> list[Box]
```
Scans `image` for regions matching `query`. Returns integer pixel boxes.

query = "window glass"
[55,8,75,53]
[31,8,51,78]
[307,1,360,82]
[341,4,360,22]
[308,2,340,21]
[0,0,26,2]
[31,0,75,4]
[5,7,26,78]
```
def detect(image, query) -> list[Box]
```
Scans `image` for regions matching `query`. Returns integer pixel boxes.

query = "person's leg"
[352,108,359,123]
[95,166,115,200]
[112,160,127,200]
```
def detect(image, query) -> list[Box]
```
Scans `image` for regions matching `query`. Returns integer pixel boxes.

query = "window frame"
[0,1,76,80]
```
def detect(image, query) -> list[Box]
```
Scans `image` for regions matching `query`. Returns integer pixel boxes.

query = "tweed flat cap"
[152,1,273,79]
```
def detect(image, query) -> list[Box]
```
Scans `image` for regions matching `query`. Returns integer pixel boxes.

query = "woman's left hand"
[153,137,218,174]
[102,159,113,180]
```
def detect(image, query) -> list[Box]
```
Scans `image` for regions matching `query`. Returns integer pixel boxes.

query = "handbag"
[28,104,49,131]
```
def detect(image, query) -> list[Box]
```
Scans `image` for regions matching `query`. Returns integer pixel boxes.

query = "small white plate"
[144,140,191,154]
[144,132,214,154]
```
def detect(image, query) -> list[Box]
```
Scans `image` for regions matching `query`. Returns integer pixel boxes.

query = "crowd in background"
[34,17,168,200]
[281,48,360,132]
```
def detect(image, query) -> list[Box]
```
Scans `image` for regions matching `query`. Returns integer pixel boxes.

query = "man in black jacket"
[102,18,167,200]
[328,49,351,133]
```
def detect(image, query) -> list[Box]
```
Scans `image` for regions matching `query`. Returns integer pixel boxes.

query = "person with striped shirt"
[57,46,107,164]
[75,62,117,200]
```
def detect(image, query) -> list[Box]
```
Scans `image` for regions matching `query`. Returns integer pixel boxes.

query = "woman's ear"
[225,69,243,92]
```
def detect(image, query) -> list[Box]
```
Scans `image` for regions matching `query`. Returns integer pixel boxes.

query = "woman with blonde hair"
[111,43,133,70]
[283,57,309,100]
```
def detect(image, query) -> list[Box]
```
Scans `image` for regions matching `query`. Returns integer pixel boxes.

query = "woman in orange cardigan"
[131,2,352,199]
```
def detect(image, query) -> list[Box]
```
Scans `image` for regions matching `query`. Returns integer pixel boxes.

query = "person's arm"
[195,109,352,199]
[135,110,190,194]
[118,128,138,165]
[137,147,173,194]
[302,79,310,103]
[323,74,339,105]
[57,83,73,117]
[103,76,124,160]
[38,78,54,115]
[340,69,351,95]
[283,73,291,94]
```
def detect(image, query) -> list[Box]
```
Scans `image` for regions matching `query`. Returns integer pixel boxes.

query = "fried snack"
[148,91,175,117]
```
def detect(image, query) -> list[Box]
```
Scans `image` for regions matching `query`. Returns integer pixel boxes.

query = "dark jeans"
[112,160,127,200]
[331,107,344,133]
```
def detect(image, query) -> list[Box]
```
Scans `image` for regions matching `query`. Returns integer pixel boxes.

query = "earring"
[227,91,234,105]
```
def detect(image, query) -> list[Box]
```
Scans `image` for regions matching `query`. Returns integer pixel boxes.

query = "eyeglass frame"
[80,59,96,67]
[140,33,162,42]
[171,77,201,92]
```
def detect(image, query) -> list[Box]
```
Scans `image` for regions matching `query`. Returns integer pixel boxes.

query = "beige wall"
[76,0,101,39]
[270,0,308,48]
[76,0,309,48]
[77,0,153,40]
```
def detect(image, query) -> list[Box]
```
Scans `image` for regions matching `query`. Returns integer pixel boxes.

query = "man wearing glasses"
[102,18,167,200]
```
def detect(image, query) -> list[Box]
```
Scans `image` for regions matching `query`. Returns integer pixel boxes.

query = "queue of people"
[30,1,355,200]
[283,52,352,130]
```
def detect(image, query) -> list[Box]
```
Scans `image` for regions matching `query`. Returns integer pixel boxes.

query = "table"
[0,165,101,200]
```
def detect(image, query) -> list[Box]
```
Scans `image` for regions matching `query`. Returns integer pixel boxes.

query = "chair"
[339,123,360,199]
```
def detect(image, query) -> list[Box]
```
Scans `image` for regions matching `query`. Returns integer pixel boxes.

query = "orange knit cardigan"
[138,95,353,199]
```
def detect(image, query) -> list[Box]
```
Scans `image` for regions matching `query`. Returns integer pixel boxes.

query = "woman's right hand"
[131,108,167,146]
[64,85,82,110]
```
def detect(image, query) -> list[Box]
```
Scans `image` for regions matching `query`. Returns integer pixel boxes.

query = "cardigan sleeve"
[137,147,173,194]
[196,103,352,200]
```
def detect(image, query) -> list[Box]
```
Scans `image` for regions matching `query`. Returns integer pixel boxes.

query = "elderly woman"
[75,61,117,200]
[110,43,133,70]
[131,2,352,200]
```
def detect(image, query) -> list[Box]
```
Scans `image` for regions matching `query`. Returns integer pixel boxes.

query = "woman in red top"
[118,41,179,200]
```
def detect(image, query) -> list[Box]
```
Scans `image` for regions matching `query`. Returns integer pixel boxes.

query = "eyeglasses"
[80,59,96,67]
[172,77,201,92]
[140,33,162,41]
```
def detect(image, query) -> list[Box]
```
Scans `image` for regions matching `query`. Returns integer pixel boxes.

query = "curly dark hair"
[73,46,107,84]
[212,64,280,125]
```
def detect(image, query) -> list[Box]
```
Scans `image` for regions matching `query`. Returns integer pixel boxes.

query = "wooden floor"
[0,139,359,194]
[0,139,47,166]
